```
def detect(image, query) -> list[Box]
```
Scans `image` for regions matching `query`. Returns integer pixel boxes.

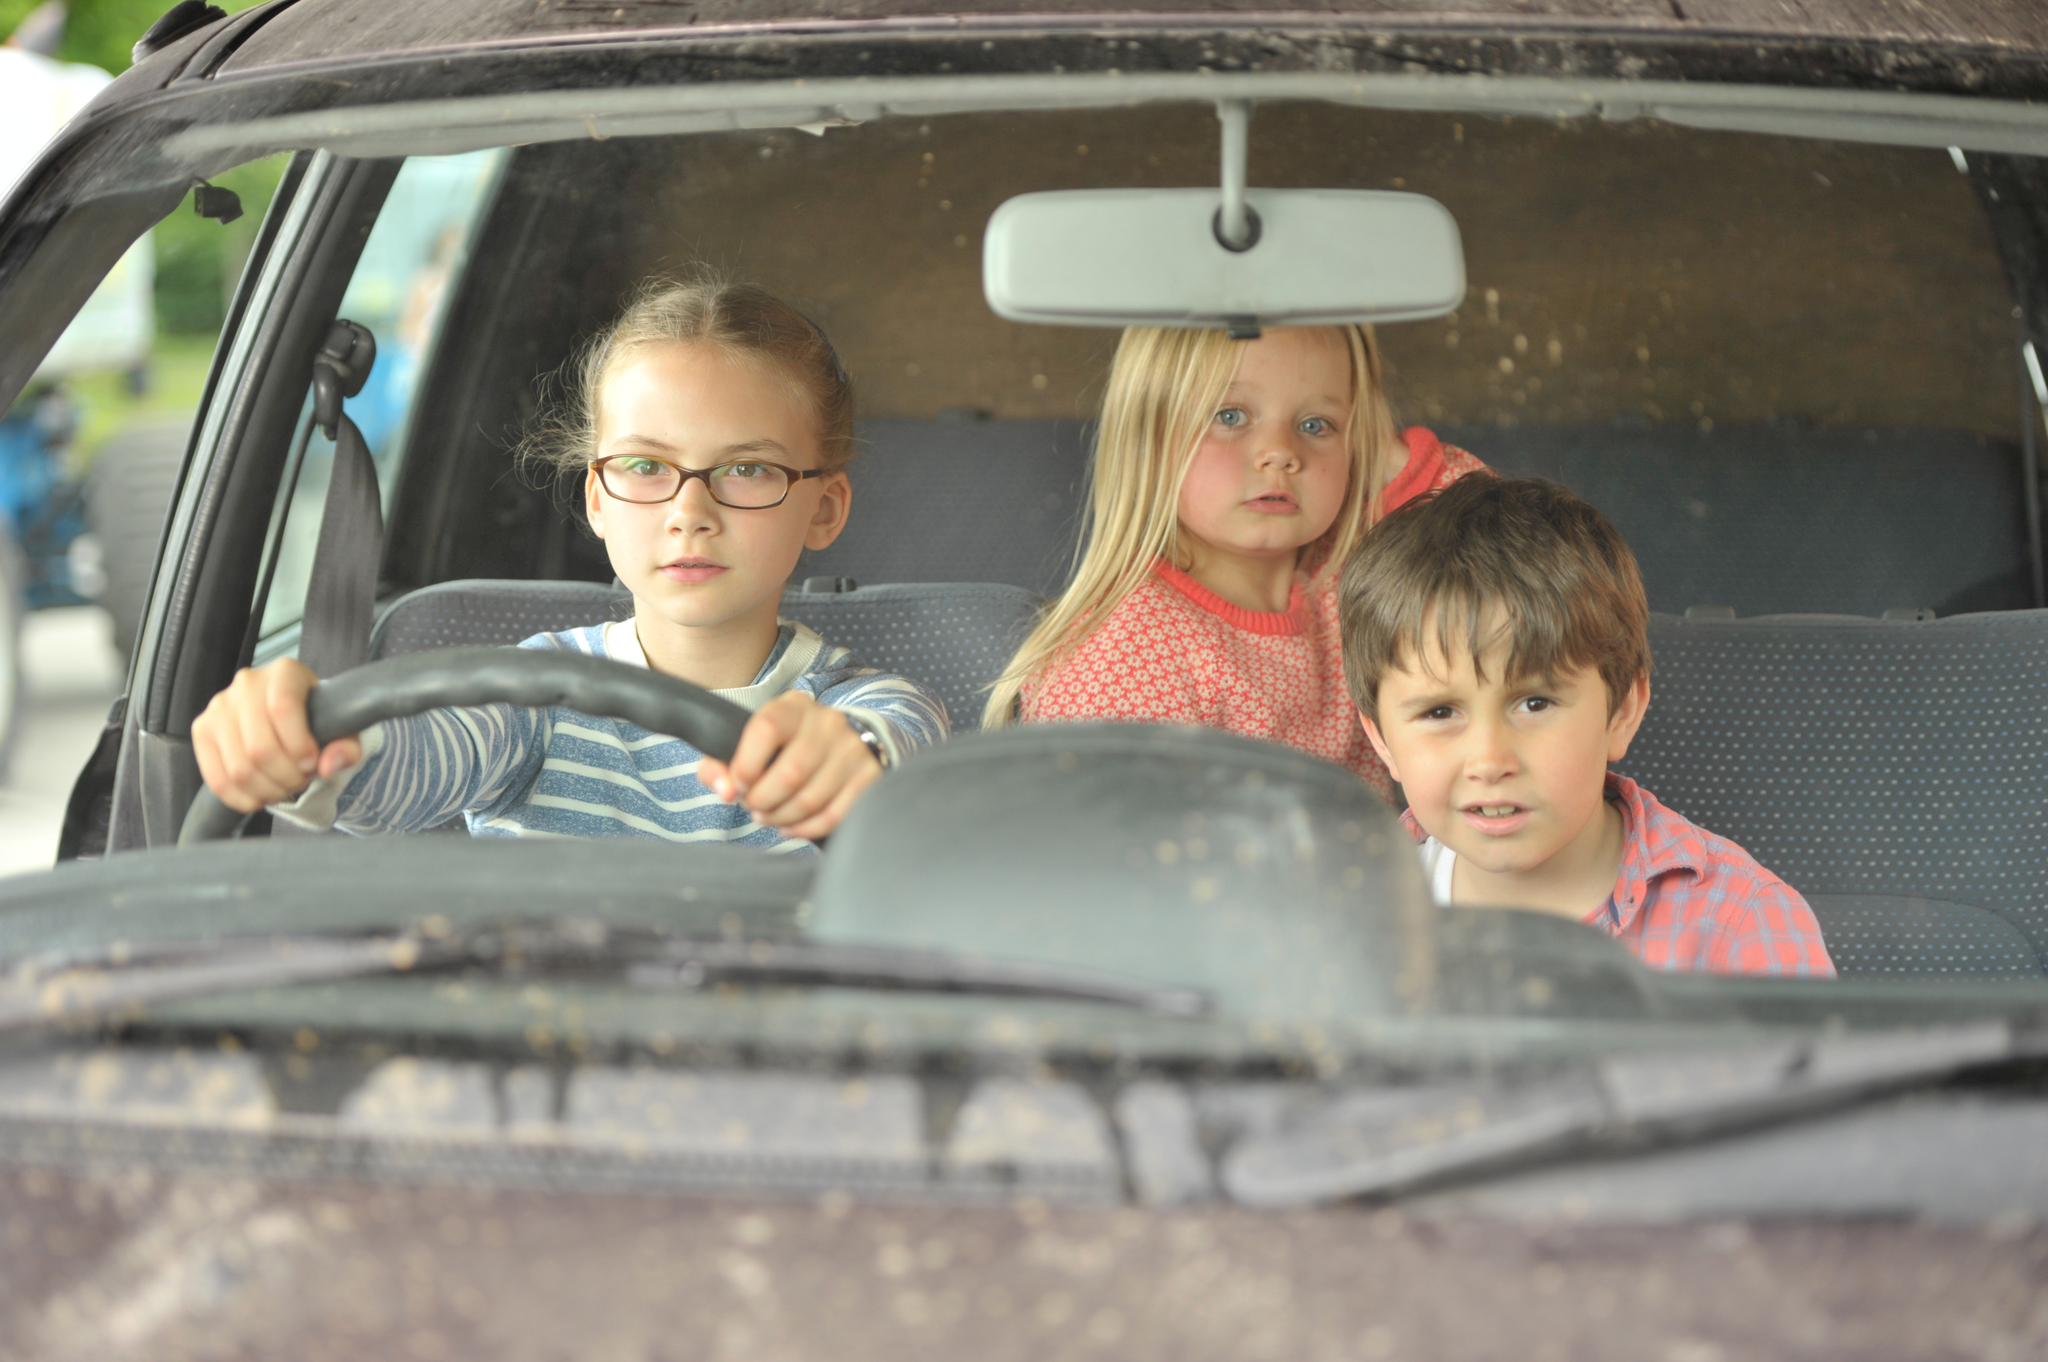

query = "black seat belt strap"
[298,320,381,679]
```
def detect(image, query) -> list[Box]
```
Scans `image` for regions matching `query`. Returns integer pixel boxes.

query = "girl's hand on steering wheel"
[699,691,883,841]
[191,659,365,814]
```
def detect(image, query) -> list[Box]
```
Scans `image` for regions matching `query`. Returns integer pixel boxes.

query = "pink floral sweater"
[1021,428,1487,801]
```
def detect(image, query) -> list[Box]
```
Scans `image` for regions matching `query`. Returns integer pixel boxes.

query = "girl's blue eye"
[1215,407,1247,428]
[1299,416,1336,436]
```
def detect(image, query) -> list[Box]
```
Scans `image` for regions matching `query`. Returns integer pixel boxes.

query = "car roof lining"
[159,71,2048,163]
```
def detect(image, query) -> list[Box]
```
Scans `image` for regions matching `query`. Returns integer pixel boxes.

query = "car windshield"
[7,81,2048,1220]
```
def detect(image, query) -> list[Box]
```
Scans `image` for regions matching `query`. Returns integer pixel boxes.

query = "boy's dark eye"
[1423,706,1455,721]
[1523,697,1553,713]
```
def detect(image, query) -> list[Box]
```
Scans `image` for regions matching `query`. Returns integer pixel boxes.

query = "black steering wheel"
[178,647,755,845]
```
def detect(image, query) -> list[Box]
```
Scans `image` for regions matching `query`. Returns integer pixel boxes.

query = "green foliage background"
[5,0,281,335]
[2,0,256,76]
[150,154,290,334]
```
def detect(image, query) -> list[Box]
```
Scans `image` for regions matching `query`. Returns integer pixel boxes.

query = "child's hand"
[190,659,365,814]
[699,692,884,841]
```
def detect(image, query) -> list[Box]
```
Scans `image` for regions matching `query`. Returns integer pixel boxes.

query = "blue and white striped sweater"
[279,620,949,852]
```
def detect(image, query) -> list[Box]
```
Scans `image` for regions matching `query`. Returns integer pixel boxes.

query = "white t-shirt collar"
[602,617,825,712]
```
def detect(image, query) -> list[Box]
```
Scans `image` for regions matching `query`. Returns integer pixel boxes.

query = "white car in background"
[1,19,152,382]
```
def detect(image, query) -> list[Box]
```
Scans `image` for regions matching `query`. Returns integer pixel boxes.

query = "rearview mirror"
[982,188,1466,331]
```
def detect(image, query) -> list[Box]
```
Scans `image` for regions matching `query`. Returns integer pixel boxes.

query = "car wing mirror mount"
[983,100,1465,335]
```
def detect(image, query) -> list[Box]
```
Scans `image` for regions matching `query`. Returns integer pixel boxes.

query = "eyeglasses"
[590,455,824,510]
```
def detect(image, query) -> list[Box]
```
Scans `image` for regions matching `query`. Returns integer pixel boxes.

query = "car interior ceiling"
[139,102,2048,977]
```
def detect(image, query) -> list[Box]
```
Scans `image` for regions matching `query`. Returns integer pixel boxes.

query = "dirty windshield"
[15,102,2048,1091]
[311,104,2037,992]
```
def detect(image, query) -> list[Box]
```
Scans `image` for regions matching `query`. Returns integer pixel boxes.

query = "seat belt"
[297,320,381,679]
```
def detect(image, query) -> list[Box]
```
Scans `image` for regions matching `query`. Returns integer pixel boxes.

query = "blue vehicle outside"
[0,388,98,612]
[0,22,155,637]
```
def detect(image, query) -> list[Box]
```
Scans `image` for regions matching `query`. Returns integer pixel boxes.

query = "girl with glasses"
[191,275,947,846]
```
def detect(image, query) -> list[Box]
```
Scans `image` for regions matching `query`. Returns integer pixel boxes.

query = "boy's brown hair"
[1338,475,1651,718]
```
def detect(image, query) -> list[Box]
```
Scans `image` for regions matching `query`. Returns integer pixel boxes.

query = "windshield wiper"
[0,933,424,1035]
[622,939,1211,1017]
[1221,1022,2023,1209]
[0,918,1212,1035]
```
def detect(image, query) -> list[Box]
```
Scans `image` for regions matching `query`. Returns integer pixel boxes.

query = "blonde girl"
[986,324,1483,802]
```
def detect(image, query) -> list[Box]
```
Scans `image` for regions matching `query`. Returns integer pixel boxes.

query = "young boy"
[1337,475,1834,977]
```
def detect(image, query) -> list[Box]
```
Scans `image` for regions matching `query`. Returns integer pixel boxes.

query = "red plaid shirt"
[1403,774,1836,978]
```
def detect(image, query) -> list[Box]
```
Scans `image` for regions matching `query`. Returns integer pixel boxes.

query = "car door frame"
[60,151,403,854]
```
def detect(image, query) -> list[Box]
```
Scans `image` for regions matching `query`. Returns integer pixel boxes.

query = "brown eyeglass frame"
[589,455,825,509]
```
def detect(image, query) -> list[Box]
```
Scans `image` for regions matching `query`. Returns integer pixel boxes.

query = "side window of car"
[253,150,505,651]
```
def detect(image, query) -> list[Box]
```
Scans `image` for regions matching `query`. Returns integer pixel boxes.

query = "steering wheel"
[178,647,755,845]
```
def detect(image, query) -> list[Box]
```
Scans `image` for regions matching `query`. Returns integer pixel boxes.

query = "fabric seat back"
[776,582,1039,732]
[796,418,1091,598]
[802,418,2030,615]
[370,579,630,658]
[370,578,1039,735]
[1461,423,2032,618]
[1618,611,2048,977]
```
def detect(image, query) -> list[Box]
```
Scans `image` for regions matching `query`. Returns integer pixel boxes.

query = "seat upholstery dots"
[374,589,2048,976]
[1619,612,2048,977]
[370,579,1039,737]
[370,579,631,659]
[776,583,1040,732]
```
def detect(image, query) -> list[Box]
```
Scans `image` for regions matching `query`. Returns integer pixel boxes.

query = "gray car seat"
[1460,423,2033,619]
[376,417,2039,975]
[370,578,631,657]
[372,593,2047,977]
[370,578,1040,734]
[773,581,1039,732]
[801,419,2026,616]
[797,418,1092,598]
[1618,611,2048,979]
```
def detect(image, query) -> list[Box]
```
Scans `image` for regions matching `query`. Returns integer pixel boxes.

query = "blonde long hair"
[983,324,1402,728]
